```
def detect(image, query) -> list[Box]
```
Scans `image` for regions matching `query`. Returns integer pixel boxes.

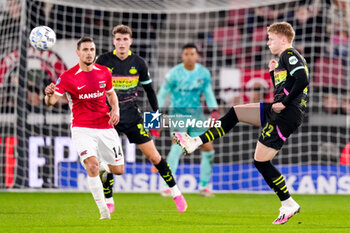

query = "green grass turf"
[0,193,349,233]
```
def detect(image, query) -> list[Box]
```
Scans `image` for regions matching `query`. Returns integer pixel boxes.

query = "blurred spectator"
[340,93,350,115]
[26,70,45,113]
[331,29,349,58]
[245,6,281,34]
[48,5,84,39]
[327,0,350,59]
[0,70,18,113]
[313,57,346,90]
[322,92,340,114]
[121,12,167,61]
[288,3,325,64]
[328,0,350,34]
[0,0,21,55]
[245,78,270,103]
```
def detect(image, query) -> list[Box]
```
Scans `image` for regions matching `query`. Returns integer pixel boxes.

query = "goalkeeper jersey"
[157,63,218,114]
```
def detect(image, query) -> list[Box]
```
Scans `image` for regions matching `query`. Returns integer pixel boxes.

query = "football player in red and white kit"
[44,36,124,220]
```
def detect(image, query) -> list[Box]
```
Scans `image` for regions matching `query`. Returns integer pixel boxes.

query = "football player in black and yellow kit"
[96,24,187,213]
[174,22,309,224]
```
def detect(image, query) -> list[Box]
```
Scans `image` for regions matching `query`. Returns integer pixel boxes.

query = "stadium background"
[0,0,349,194]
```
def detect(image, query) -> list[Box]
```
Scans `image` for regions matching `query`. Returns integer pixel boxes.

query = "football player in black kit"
[96,24,187,213]
[174,21,309,224]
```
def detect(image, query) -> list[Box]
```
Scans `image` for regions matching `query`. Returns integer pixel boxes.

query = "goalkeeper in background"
[157,43,219,197]
[95,24,187,213]
[174,22,309,224]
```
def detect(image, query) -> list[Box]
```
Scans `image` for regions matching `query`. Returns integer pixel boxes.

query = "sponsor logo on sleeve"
[289,56,298,65]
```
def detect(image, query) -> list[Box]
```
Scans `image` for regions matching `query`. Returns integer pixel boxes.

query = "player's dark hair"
[267,21,295,43]
[77,36,94,50]
[182,43,198,52]
[112,24,132,37]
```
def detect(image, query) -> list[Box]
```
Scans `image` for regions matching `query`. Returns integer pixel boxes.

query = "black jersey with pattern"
[95,50,151,102]
[272,47,309,108]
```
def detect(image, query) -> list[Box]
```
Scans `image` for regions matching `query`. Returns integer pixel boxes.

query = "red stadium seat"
[313,57,346,88]
[213,26,242,56]
[213,26,241,43]
[251,27,267,53]
[227,9,246,25]
[252,27,267,42]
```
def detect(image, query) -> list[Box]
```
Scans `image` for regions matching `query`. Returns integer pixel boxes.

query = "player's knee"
[85,160,99,176]
[253,159,271,173]
[149,155,161,165]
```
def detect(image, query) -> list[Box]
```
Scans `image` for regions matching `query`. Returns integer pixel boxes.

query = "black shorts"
[115,101,151,144]
[258,102,305,150]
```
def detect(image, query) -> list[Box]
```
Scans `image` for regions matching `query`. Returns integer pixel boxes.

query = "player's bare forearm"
[106,91,120,125]
[44,83,60,106]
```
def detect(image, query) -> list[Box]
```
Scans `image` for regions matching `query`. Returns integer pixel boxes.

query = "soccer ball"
[29,26,56,51]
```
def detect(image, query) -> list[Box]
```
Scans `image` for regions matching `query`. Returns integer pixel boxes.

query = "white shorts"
[71,127,124,166]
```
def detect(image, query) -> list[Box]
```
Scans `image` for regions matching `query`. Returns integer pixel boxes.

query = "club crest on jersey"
[100,83,106,88]
[80,150,87,156]
[289,56,298,65]
[129,67,137,75]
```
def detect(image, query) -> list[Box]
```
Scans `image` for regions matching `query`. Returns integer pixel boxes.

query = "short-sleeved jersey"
[272,47,309,107]
[95,50,151,102]
[55,63,114,129]
[157,63,218,114]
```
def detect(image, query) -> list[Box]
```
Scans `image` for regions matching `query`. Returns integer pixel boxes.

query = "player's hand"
[210,109,220,121]
[268,59,278,72]
[45,83,56,97]
[272,102,285,113]
[107,109,120,125]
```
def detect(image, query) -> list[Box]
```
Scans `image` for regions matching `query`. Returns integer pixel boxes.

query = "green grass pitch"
[0,193,349,233]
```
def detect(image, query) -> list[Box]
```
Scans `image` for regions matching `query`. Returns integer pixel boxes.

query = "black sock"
[155,157,176,188]
[254,160,290,201]
[199,107,239,144]
[103,173,114,198]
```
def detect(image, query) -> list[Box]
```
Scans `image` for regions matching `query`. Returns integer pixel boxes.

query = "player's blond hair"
[112,24,132,37]
[267,22,295,43]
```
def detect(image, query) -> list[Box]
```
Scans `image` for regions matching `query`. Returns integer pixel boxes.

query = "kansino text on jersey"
[79,91,104,99]
[162,118,221,129]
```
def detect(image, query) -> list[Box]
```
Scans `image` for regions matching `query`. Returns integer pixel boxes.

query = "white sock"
[99,162,111,173]
[170,185,182,197]
[87,176,107,211]
[281,197,298,207]
[106,197,114,204]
